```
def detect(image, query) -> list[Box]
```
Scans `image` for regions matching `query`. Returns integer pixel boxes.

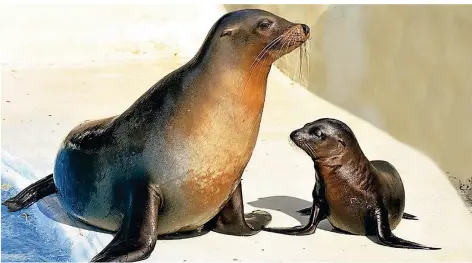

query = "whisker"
[303,142,317,158]
[246,28,295,80]
[254,31,294,87]
[258,28,294,64]
[240,34,286,98]
[254,30,295,95]
[298,33,303,82]
[244,35,285,81]
[298,42,306,83]
[252,31,293,93]
[239,27,303,104]
[304,39,310,80]
[248,35,285,71]
[280,30,295,58]
[251,48,274,98]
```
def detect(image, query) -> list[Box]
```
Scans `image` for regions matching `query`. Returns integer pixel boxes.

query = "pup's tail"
[402,212,418,220]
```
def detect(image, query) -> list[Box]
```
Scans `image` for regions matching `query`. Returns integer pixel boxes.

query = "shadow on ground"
[37,194,211,240]
[248,195,431,248]
[248,195,333,232]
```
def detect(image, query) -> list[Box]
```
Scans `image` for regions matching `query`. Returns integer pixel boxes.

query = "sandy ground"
[2,3,472,262]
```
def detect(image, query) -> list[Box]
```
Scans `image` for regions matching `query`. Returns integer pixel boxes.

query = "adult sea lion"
[2,9,311,262]
[263,118,440,250]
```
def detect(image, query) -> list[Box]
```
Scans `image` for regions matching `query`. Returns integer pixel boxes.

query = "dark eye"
[258,20,273,31]
[220,29,232,37]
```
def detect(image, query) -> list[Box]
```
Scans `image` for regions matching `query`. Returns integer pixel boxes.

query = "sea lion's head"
[195,9,310,66]
[289,118,359,160]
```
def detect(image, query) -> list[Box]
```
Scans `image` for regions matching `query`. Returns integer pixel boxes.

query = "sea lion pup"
[263,118,440,250]
[2,9,310,262]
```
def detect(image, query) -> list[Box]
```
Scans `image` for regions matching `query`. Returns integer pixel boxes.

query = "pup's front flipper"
[263,203,326,236]
[264,176,328,236]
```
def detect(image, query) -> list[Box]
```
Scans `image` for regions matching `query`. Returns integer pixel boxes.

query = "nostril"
[290,131,299,141]
[290,130,306,143]
[301,24,310,35]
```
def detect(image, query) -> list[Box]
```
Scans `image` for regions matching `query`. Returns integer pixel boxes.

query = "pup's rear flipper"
[378,233,441,250]
[375,205,440,250]
[2,174,57,212]
[296,206,312,216]
[402,212,418,220]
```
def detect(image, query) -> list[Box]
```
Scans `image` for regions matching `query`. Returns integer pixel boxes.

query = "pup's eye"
[258,20,273,31]
[220,29,232,37]
[310,128,325,140]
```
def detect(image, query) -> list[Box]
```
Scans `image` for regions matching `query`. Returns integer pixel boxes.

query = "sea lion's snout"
[290,128,312,148]
[265,21,309,59]
[288,23,310,43]
[290,129,305,144]
[289,128,319,158]
[301,24,310,35]
[290,130,299,141]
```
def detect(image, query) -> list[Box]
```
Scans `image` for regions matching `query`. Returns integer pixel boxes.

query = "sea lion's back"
[371,159,405,229]
[63,116,117,153]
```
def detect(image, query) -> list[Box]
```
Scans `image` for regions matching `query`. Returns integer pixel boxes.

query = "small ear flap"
[338,139,346,147]
[220,29,232,37]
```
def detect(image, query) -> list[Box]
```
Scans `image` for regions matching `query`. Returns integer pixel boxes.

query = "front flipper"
[91,184,163,262]
[207,182,272,236]
[159,228,208,240]
[263,203,326,235]
[374,204,440,250]
[266,174,328,235]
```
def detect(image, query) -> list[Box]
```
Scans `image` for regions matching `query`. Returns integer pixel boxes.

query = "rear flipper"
[402,212,418,220]
[264,203,326,236]
[90,183,163,262]
[374,204,440,250]
[297,206,312,216]
[2,174,57,212]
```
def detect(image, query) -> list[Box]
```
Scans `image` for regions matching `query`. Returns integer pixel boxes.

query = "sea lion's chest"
[155,100,263,230]
[324,181,375,235]
[156,147,250,234]
[178,129,256,208]
[179,166,241,216]
[164,94,263,177]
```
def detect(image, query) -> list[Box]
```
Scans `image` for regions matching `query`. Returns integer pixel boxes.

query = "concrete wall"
[225,4,472,206]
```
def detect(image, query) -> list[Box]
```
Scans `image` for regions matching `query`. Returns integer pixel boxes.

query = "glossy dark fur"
[263,118,440,250]
[2,9,310,262]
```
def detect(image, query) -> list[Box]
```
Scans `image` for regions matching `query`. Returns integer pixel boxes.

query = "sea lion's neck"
[187,51,272,113]
[314,149,374,189]
[191,49,272,85]
[114,48,271,136]
[191,37,272,86]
